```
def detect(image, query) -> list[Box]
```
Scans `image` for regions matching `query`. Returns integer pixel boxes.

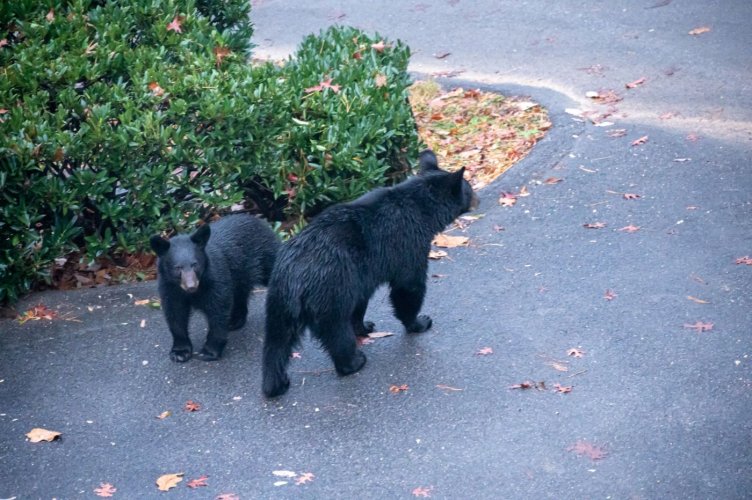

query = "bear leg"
[351,299,375,337]
[162,296,193,362]
[261,313,301,397]
[390,282,433,333]
[313,320,367,376]
[198,306,231,361]
[228,285,250,331]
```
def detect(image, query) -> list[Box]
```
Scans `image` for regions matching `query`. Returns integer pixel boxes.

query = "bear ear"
[418,149,439,174]
[449,167,466,196]
[190,223,211,247]
[150,235,170,256]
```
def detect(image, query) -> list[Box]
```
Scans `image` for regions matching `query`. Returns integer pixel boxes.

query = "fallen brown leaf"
[687,296,709,304]
[304,78,340,94]
[436,384,464,392]
[156,410,171,420]
[412,486,434,497]
[26,428,62,443]
[187,475,209,488]
[428,249,448,260]
[432,233,470,248]
[544,177,563,184]
[735,256,752,265]
[295,472,315,485]
[475,347,494,356]
[566,348,586,358]
[498,192,517,207]
[618,224,641,233]
[272,470,298,478]
[166,16,183,33]
[631,135,649,146]
[568,440,608,460]
[686,133,701,142]
[389,384,409,393]
[17,304,58,324]
[214,46,231,66]
[156,473,183,491]
[592,89,623,104]
[683,321,713,332]
[184,400,201,412]
[625,77,647,89]
[374,74,388,88]
[148,81,164,97]
[356,337,374,346]
[94,483,117,497]
[554,383,573,393]
[623,193,640,200]
[368,331,395,339]
[371,40,389,52]
[688,26,711,36]
[583,222,607,229]
[604,289,617,301]
[508,380,545,390]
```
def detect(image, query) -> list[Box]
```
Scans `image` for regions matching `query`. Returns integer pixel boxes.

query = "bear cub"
[150,214,279,362]
[262,150,478,397]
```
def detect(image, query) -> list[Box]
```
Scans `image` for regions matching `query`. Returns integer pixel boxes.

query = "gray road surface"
[2,1,751,498]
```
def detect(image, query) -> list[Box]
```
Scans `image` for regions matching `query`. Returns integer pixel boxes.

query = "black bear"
[150,214,279,362]
[262,150,478,397]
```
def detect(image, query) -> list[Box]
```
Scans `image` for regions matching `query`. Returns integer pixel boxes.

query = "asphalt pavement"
[2,1,751,498]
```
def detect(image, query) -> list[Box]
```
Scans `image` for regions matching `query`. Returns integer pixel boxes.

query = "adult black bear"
[150,214,279,362]
[262,150,478,397]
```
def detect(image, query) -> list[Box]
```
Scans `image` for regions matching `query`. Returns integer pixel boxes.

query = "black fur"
[150,214,279,362]
[262,150,478,397]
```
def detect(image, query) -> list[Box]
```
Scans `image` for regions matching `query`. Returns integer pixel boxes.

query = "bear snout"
[180,270,200,293]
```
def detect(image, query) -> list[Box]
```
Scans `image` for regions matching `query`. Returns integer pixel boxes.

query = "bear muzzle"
[180,270,200,293]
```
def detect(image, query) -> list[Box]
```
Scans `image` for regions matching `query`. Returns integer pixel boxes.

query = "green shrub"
[0,2,420,304]
[271,26,418,218]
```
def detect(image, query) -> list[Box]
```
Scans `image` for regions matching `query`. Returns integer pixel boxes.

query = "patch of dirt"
[43,252,157,294]
[410,80,550,189]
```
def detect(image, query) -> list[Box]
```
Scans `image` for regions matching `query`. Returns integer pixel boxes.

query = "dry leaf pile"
[410,80,550,189]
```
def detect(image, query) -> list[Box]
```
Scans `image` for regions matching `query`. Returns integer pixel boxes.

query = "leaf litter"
[410,80,550,189]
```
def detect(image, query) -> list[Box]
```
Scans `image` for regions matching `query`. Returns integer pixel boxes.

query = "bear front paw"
[170,349,193,362]
[335,350,367,376]
[197,348,222,362]
[355,320,376,337]
[406,314,432,333]
[263,373,290,398]
[228,316,247,331]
